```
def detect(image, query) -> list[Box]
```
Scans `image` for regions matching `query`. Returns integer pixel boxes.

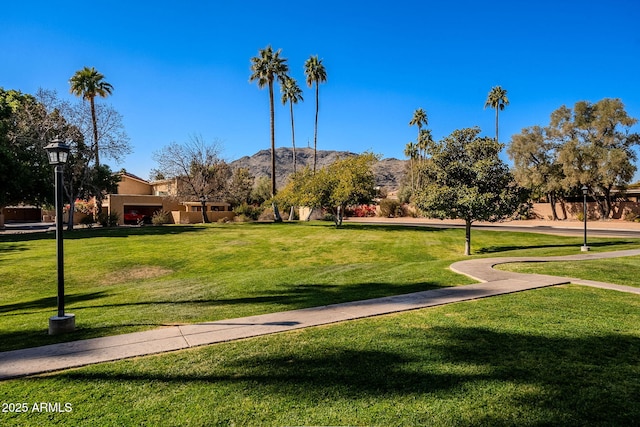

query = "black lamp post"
[581,185,590,252]
[44,137,75,335]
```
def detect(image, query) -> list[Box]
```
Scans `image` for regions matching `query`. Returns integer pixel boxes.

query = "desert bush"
[98,212,119,227]
[258,207,275,222]
[79,215,95,228]
[379,198,401,217]
[151,210,171,225]
[233,203,263,221]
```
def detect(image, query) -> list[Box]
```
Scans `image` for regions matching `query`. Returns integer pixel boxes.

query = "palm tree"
[404,141,418,192]
[409,108,428,148]
[249,46,289,198]
[484,85,509,143]
[304,55,327,172]
[69,66,113,167]
[281,76,304,173]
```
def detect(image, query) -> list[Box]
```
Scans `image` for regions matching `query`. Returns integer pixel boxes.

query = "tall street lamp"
[45,137,75,335]
[581,185,590,252]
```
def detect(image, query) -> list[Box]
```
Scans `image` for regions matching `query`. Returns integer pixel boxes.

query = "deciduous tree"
[152,135,231,223]
[277,153,378,227]
[550,98,639,218]
[508,125,566,220]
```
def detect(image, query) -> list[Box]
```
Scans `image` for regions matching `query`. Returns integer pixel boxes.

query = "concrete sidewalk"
[1,249,639,381]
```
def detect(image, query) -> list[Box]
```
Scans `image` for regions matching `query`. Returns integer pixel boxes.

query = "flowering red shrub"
[346,204,377,217]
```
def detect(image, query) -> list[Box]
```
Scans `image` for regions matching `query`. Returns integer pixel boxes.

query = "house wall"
[171,211,235,224]
[1,207,41,222]
[532,202,640,220]
[117,176,153,195]
[105,194,182,225]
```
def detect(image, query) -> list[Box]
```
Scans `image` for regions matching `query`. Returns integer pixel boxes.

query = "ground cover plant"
[1,222,638,352]
[0,285,638,426]
[498,256,640,287]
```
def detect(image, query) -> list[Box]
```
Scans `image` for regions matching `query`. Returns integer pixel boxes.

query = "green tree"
[227,167,255,207]
[544,99,639,219]
[152,135,231,223]
[484,86,509,143]
[277,153,378,227]
[280,76,304,173]
[304,55,327,173]
[508,125,566,220]
[249,46,289,200]
[69,67,113,167]
[37,88,128,229]
[413,127,523,255]
[0,89,55,220]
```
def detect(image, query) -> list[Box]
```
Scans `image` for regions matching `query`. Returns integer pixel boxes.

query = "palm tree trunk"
[313,83,319,173]
[410,158,415,193]
[269,81,276,196]
[90,98,100,167]
[290,101,296,173]
[268,80,282,222]
[495,108,499,143]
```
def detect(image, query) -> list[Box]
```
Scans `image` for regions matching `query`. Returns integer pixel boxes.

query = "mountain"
[230,147,406,191]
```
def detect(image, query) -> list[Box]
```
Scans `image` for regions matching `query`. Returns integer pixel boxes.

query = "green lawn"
[499,256,640,287]
[0,285,638,426]
[1,222,638,351]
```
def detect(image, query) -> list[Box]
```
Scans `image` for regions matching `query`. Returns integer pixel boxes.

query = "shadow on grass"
[0,291,110,315]
[0,224,208,243]
[477,240,636,254]
[71,281,444,312]
[0,281,443,352]
[59,326,640,425]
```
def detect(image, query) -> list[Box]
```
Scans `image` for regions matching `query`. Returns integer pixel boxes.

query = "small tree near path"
[413,127,524,255]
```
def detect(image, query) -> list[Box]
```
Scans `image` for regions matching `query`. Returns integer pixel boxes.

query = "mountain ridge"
[229,147,406,191]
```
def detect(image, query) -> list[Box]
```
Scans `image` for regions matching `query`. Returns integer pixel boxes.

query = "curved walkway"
[1,249,639,381]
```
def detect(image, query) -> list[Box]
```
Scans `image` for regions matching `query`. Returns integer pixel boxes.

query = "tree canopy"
[277,153,378,227]
[69,67,113,167]
[413,127,523,255]
[509,98,639,219]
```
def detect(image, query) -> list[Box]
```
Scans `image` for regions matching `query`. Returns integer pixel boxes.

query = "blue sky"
[3,0,640,181]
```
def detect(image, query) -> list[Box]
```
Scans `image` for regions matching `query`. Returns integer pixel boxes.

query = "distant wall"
[171,211,235,224]
[532,202,640,220]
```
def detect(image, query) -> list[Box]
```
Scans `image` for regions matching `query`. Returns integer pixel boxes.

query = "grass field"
[1,222,638,352]
[0,285,638,426]
[499,256,640,287]
[1,222,639,425]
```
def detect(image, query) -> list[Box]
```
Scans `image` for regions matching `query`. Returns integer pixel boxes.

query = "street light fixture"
[581,185,590,252]
[44,137,75,335]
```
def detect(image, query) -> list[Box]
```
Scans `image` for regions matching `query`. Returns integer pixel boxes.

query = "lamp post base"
[49,314,75,335]
[581,245,590,252]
